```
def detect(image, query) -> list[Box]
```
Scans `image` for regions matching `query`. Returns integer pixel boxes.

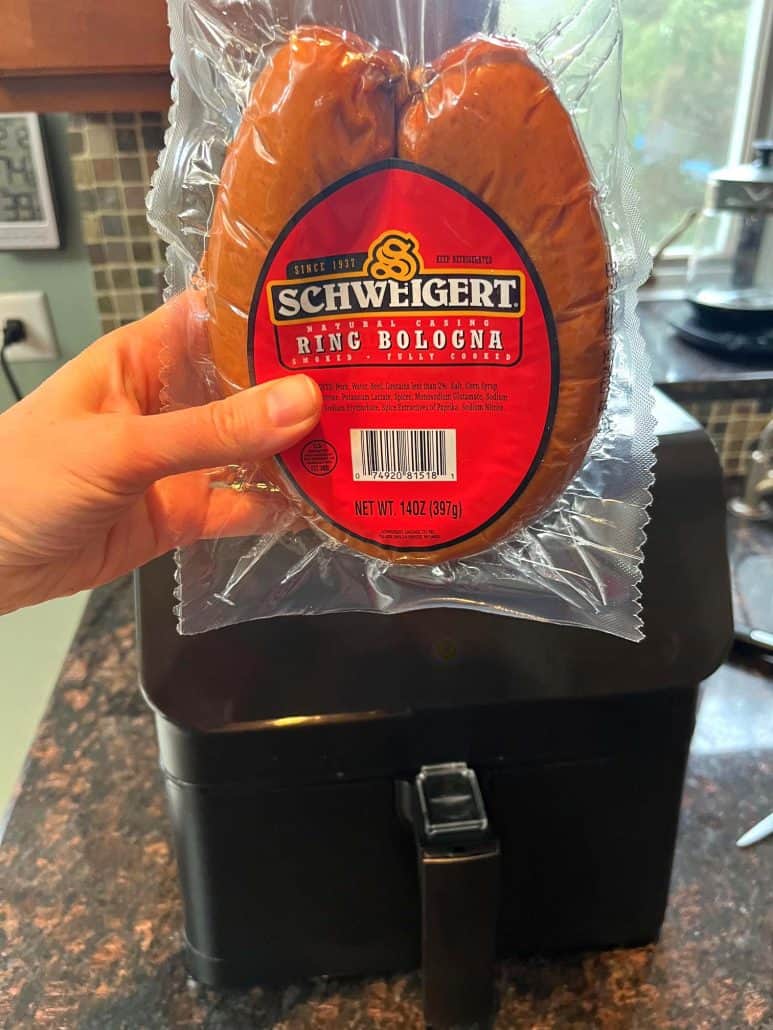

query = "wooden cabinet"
[0,0,172,112]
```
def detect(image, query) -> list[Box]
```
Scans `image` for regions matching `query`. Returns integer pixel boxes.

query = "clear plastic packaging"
[148,0,655,640]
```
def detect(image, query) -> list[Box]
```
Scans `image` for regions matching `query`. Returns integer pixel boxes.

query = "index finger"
[106,289,213,415]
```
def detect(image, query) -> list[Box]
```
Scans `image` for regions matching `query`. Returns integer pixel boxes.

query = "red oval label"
[250,161,557,553]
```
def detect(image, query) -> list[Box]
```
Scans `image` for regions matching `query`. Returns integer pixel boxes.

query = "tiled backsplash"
[66,112,167,336]
[682,397,771,482]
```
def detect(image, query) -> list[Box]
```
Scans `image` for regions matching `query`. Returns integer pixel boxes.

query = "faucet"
[729,418,773,520]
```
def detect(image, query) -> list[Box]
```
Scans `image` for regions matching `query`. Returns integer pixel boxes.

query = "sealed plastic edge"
[151,0,656,641]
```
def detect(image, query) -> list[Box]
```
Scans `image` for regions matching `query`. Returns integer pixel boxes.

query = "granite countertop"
[1,575,772,1029]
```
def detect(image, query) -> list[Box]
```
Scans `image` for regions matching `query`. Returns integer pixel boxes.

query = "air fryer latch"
[399,763,500,1030]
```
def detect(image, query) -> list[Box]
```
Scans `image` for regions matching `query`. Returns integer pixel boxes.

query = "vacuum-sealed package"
[149,0,655,640]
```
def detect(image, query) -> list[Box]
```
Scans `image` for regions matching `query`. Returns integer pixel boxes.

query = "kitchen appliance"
[727,415,773,655]
[136,390,732,1029]
[671,140,773,358]
[729,415,773,520]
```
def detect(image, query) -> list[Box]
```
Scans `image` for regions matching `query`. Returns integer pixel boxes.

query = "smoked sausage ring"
[399,36,611,548]
[205,30,610,563]
[205,26,407,393]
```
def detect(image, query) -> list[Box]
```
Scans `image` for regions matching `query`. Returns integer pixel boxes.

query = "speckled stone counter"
[1,577,772,1029]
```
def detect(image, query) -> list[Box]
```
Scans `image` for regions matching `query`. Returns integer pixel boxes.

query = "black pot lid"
[669,304,773,360]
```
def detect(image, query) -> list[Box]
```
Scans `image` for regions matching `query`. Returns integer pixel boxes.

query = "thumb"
[128,374,322,483]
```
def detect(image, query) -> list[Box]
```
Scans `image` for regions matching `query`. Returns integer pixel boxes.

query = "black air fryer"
[136,389,732,1029]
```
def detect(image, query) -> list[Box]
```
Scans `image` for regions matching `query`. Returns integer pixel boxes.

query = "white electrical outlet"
[0,291,59,362]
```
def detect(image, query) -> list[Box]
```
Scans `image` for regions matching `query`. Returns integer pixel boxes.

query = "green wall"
[0,114,99,408]
[0,116,98,808]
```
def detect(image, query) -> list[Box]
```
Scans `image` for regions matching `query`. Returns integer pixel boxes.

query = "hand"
[0,293,321,615]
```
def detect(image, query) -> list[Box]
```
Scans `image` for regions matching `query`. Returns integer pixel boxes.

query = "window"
[622,0,773,262]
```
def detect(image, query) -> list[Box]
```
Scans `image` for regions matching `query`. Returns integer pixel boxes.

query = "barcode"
[351,429,457,482]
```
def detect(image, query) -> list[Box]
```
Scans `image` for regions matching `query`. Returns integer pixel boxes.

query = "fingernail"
[265,376,319,428]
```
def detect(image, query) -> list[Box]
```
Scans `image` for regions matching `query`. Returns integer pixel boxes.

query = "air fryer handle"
[399,763,500,1029]
[420,841,500,1029]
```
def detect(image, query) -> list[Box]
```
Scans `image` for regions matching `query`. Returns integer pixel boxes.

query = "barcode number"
[351,429,457,482]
